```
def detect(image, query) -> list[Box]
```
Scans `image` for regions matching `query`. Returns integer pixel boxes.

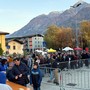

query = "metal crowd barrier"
[39,59,90,90]
[40,58,90,70]
[60,69,90,90]
[40,66,59,77]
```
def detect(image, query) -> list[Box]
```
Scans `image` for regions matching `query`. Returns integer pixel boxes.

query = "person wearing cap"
[8,58,29,86]
[30,62,42,90]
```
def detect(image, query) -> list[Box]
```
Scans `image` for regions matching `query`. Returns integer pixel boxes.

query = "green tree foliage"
[44,25,73,49]
[0,43,3,55]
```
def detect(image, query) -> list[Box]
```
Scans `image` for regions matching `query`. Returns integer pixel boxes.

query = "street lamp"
[71,1,82,47]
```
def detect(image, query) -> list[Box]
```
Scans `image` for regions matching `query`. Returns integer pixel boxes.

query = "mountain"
[7,1,90,38]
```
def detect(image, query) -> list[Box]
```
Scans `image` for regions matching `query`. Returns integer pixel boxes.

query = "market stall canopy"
[47,48,56,53]
[62,47,73,51]
[74,47,82,50]
[35,50,43,53]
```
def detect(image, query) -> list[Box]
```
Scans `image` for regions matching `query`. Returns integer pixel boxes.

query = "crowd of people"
[0,55,42,90]
[0,50,90,90]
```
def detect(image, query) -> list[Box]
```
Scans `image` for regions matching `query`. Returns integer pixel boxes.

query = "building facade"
[6,34,44,53]
[23,35,44,52]
[6,40,23,55]
[0,31,9,52]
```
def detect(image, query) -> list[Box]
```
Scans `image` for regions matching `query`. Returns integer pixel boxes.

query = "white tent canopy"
[62,47,73,51]
[35,50,43,53]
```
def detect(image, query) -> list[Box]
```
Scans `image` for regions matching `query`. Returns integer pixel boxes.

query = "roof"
[6,34,43,39]
[7,39,23,44]
[0,31,9,35]
[24,34,44,38]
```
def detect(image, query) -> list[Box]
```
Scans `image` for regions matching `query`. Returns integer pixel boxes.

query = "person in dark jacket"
[30,62,42,90]
[8,58,29,86]
[81,51,89,67]
[52,59,59,85]
[6,66,15,82]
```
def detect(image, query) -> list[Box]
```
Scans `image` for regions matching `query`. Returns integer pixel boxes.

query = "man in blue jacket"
[0,71,6,84]
[30,62,42,90]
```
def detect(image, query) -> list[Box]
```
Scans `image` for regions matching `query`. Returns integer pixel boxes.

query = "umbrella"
[62,47,73,51]
[47,48,56,53]
[74,47,82,50]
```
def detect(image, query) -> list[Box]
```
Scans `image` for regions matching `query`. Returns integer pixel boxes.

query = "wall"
[7,41,23,55]
[0,35,6,52]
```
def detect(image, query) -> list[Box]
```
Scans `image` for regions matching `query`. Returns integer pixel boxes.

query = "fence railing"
[60,69,90,90]
[40,58,90,70]
[39,59,90,90]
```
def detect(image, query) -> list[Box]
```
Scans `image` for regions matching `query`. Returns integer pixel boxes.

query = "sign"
[43,41,46,47]
[6,45,10,49]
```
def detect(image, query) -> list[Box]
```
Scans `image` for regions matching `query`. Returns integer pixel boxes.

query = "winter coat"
[10,62,29,86]
[6,69,15,82]
[30,68,42,87]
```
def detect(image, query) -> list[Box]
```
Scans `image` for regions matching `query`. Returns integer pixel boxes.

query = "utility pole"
[71,1,82,47]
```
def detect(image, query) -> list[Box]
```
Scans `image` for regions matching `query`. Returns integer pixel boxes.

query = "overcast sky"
[0,0,90,34]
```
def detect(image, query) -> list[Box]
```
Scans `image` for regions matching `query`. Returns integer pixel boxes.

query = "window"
[35,45,37,48]
[13,46,16,50]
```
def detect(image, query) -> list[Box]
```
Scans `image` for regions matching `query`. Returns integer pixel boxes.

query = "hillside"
[7,1,90,38]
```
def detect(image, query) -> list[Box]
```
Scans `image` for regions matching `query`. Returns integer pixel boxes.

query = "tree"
[44,25,60,49]
[56,27,73,48]
[0,43,3,55]
[44,25,74,49]
[80,21,90,49]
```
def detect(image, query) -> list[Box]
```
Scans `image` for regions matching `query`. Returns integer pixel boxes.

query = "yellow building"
[6,39,24,55]
[0,31,9,52]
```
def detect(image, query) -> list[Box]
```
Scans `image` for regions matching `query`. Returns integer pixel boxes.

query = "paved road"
[28,66,90,90]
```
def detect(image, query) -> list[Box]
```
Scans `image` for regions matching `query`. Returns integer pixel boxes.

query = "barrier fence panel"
[60,69,90,90]
[40,59,90,90]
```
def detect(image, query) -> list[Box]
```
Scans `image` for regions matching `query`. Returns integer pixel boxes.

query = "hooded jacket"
[30,68,42,87]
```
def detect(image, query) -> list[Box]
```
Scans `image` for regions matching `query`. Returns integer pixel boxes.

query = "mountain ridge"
[7,1,90,38]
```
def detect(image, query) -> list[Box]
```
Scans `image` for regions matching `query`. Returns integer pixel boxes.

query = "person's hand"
[19,74,22,77]
[15,76,18,79]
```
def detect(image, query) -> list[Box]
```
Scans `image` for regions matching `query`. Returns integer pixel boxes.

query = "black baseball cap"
[13,58,20,61]
[34,62,38,66]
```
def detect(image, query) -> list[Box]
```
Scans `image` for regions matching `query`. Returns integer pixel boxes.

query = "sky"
[0,0,90,34]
